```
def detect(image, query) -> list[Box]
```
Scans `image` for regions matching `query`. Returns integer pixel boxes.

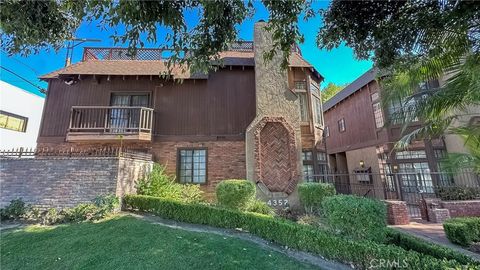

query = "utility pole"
[65,38,101,67]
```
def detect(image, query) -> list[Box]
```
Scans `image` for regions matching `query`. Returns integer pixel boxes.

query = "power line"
[0,66,46,94]
[1,50,39,75]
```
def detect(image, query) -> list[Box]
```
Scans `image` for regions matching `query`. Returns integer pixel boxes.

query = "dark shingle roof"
[323,67,378,112]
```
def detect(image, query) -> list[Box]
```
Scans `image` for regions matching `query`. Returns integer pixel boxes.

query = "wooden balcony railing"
[67,106,154,142]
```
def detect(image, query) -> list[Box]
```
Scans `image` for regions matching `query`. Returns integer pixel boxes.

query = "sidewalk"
[390,219,480,262]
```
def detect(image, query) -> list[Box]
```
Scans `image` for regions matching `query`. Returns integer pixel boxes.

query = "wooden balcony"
[67,106,154,142]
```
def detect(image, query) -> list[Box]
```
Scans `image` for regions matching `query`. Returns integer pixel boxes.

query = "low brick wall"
[386,200,410,225]
[0,157,152,209]
[441,200,480,218]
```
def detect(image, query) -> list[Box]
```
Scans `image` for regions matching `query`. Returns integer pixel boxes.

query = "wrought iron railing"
[68,106,154,135]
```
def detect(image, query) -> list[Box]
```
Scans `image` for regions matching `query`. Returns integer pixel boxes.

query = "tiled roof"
[40,48,322,80]
[323,67,379,112]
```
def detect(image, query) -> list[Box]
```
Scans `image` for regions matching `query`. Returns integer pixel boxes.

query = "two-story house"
[322,68,479,204]
[37,22,326,205]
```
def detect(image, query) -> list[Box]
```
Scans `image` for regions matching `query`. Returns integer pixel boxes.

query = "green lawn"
[1,215,319,270]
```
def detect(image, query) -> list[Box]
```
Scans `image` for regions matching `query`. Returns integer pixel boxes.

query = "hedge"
[298,182,335,214]
[216,180,255,210]
[123,195,478,270]
[444,217,480,247]
[385,228,475,265]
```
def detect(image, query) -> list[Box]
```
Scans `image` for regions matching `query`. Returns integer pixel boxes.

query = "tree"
[0,0,313,72]
[321,82,345,102]
[318,0,480,173]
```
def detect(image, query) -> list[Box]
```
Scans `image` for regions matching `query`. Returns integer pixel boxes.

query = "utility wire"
[1,50,39,75]
[0,66,46,93]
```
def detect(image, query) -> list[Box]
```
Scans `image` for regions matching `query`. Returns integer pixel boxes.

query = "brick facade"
[0,156,151,209]
[440,200,480,218]
[386,200,410,225]
[151,140,246,199]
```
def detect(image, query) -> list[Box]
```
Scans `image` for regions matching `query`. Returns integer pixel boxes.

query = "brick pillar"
[386,200,410,225]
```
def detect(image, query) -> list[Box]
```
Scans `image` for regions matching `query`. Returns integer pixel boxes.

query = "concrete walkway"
[126,212,351,270]
[390,219,480,262]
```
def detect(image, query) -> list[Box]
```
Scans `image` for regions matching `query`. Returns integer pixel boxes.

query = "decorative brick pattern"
[151,140,246,200]
[253,117,299,194]
[386,200,410,225]
[0,157,151,209]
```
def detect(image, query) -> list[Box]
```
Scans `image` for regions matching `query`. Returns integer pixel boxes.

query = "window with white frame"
[0,110,28,132]
[395,150,427,160]
[298,93,309,122]
[372,102,384,128]
[314,97,323,126]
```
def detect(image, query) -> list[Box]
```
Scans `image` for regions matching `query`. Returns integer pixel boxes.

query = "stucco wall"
[245,22,303,208]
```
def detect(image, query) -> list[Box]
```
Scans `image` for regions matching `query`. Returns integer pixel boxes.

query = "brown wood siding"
[324,80,388,154]
[38,68,255,140]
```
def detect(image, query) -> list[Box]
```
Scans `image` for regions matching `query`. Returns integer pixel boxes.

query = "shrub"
[435,186,480,201]
[124,195,478,269]
[136,163,205,203]
[322,195,387,242]
[298,183,336,214]
[0,198,27,220]
[216,180,255,210]
[64,203,102,222]
[41,208,62,225]
[443,217,480,247]
[297,214,323,228]
[246,200,275,216]
[93,194,120,213]
[385,228,473,265]
[181,184,205,204]
[136,164,182,200]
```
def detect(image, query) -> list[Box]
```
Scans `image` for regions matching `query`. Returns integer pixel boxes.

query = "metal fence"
[307,170,480,218]
[0,147,152,161]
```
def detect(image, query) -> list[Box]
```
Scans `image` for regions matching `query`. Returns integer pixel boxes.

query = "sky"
[0,1,372,97]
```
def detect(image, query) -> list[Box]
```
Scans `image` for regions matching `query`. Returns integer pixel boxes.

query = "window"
[387,97,420,125]
[398,162,433,193]
[372,102,384,128]
[371,92,379,101]
[338,118,346,132]
[302,151,313,161]
[317,152,326,162]
[294,81,307,90]
[303,164,314,182]
[324,126,329,137]
[310,80,320,94]
[0,110,28,132]
[178,149,207,184]
[395,150,427,160]
[314,97,323,126]
[298,93,309,122]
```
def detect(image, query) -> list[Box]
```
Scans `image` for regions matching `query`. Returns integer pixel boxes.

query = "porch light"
[359,160,365,168]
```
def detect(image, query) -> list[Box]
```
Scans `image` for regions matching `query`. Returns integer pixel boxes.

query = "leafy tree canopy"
[0,0,312,72]
[321,82,346,102]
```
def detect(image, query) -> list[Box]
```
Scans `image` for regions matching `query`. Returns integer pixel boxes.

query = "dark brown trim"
[152,134,244,142]
[176,147,208,185]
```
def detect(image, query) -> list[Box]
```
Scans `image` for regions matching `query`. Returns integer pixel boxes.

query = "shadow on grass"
[1,215,319,270]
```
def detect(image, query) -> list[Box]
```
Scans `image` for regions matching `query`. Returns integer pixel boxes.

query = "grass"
[1,215,319,270]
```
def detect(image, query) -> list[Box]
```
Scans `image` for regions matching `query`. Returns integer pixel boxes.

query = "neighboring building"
[37,22,326,205]
[322,68,473,199]
[0,80,44,149]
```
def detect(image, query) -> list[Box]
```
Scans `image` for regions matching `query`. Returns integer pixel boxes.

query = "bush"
[385,228,473,265]
[322,195,387,242]
[124,195,478,269]
[41,208,62,225]
[93,194,120,213]
[444,217,480,247]
[0,198,27,220]
[435,187,480,201]
[64,203,102,222]
[137,163,204,203]
[181,184,205,204]
[298,183,336,214]
[246,200,275,216]
[297,214,323,228]
[216,180,255,210]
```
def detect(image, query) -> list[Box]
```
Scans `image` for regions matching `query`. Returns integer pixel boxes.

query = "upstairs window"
[395,150,427,160]
[317,152,327,162]
[314,97,323,126]
[298,93,309,122]
[371,92,380,101]
[178,149,207,184]
[324,126,329,137]
[372,102,384,128]
[294,81,307,91]
[338,118,346,132]
[310,80,320,95]
[0,110,28,132]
